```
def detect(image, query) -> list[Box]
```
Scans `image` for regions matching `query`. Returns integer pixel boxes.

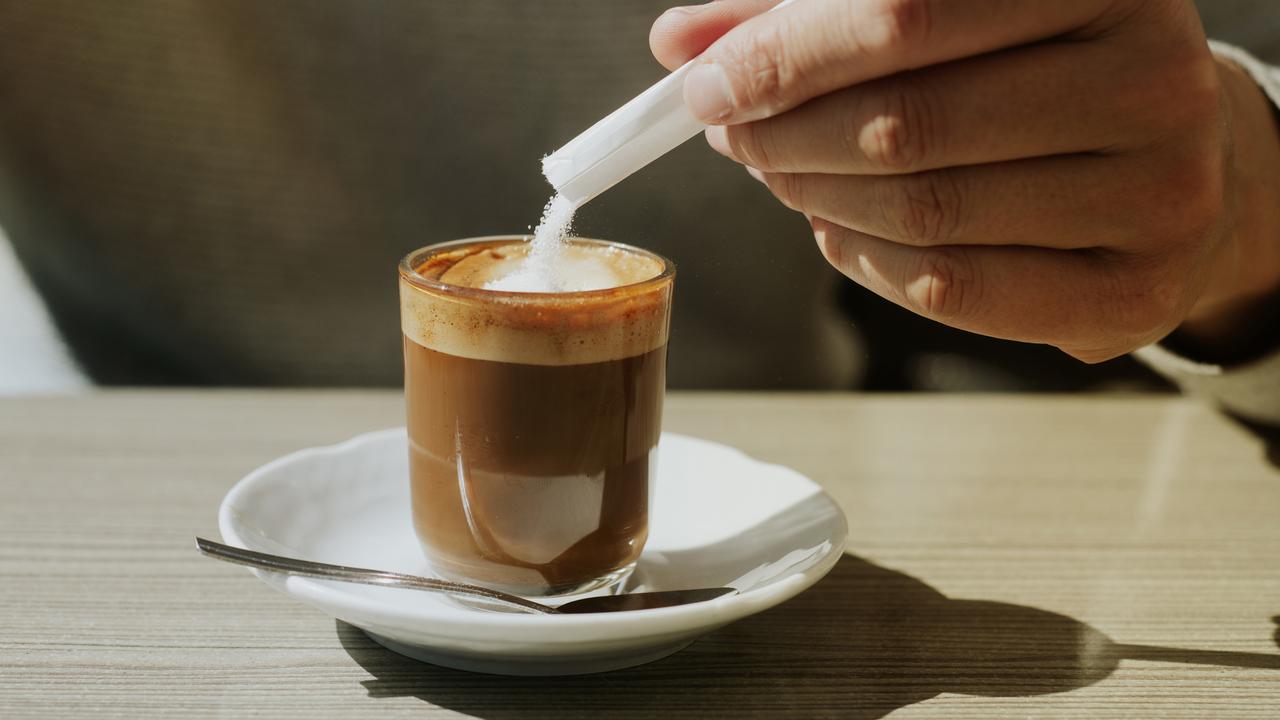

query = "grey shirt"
[0,1,1273,395]
[0,0,855,388]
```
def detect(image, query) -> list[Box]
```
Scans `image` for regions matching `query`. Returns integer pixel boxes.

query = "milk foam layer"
[400,238,672,366]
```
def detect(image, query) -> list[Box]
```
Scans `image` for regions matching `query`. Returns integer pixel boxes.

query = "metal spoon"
[196,537,734,614]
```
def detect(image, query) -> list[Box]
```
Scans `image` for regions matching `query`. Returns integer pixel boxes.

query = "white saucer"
[219,429,847,676]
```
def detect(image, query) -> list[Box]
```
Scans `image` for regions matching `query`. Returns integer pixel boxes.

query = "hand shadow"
[336,554,1279,719]
[1227,412,1280,471]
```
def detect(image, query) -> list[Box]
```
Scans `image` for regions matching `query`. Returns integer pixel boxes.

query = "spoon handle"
[195,538,557,614]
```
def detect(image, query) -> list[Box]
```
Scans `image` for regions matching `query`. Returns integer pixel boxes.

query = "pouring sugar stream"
[484,0,796,293]
[484,67,700,295]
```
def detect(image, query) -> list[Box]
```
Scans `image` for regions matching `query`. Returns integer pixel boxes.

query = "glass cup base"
[427,560,637,614]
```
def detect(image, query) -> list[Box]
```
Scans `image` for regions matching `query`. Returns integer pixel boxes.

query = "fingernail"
[685,63,735,123]
[745,165,766,184]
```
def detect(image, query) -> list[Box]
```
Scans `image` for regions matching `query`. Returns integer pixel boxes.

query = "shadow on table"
[1226,412,1280,472]
[336,553,1280,719]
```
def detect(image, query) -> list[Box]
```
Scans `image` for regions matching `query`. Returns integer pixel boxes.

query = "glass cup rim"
[398,235,675,303]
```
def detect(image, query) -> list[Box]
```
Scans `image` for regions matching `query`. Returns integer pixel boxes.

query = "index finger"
[685,0,1123,124]
[650,0,783,71]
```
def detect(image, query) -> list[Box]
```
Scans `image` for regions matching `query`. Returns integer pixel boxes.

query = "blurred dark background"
[0,0,1271,392]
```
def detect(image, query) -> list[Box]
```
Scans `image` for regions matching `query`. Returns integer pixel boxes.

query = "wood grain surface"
[1,391,1277,718]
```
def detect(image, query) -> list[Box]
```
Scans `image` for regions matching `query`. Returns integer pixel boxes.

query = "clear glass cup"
[398,236,675,598]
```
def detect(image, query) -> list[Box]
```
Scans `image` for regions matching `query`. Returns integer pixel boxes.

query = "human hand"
[651,0,1280,362]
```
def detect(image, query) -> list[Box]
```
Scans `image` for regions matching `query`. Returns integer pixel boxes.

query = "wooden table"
[2,391,1277,718]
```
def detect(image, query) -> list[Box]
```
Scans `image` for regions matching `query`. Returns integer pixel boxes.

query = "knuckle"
[765,171,805,211]
[1113,298,1168,341]
[1136,49,1221,139]
[1173,152,1227,237]
[1179,56,1222,118]
[815,223,847,271]
[1100,254,1186,340]
[866,0,935,53]
[729,23,792,112]
[885,171,964,245]
[1167,44,1221,107]
[1134,272,1187,334]
[1137,151,1228,253]
[904,247,980,321]
[729,122,777,171]
[857,79,937,172]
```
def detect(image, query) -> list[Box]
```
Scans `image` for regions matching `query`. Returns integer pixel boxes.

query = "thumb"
[649,0,783,71]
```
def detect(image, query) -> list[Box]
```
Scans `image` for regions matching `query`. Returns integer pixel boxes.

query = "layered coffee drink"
[398,236,674,597]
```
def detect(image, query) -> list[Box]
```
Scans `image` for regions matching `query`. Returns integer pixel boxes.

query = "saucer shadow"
[335,553,1278,719]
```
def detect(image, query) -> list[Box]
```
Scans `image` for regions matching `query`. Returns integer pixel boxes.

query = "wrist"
[1172,54,1280,363]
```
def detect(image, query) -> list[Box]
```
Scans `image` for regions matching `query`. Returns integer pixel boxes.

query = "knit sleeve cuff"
[1134,343,1280,424]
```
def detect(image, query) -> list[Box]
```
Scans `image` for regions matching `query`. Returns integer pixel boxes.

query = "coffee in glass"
[398,236,674,597]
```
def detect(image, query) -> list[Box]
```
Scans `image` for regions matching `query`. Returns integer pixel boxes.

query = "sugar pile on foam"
[485,195,574,292]
[486,194,621,293]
